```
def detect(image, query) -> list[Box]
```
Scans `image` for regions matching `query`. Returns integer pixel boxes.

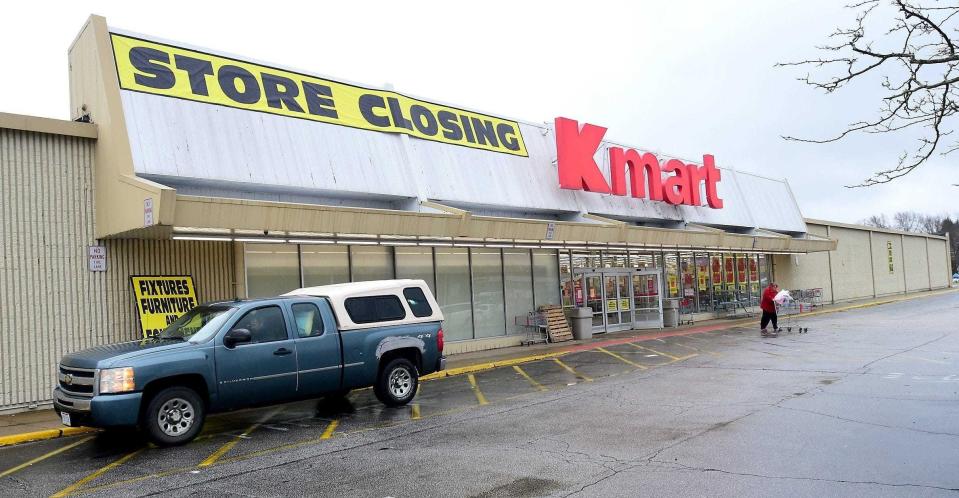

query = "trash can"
[663,299,680,328]
[566,307,593,340]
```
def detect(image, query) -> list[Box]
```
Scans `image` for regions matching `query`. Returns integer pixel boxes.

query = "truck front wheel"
[142,386,205,446]
[374,358,419,407]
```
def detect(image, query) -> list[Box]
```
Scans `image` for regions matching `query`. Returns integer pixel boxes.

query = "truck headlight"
[99,367,135,394]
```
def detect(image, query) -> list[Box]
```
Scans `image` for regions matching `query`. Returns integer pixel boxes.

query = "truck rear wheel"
[374,358,418,407]
[142,386,205,446]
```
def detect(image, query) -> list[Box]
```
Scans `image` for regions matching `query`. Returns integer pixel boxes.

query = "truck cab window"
[231,306,287,343]
[292,303,324,338]
[403,287,433,318]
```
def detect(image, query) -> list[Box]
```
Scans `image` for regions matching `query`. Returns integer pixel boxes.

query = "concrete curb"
[0,427,97,448]
[3,288,954,448]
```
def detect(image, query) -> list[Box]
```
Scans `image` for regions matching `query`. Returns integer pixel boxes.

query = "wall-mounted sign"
[143,197,154,226]
[555,117,724,208]
[606,299,618,312]
[111,33,527,157]
[887,241,894,274]
[88,246,106,272]
[545,222,556,241]
[130,275,197,338]
[619,298,631,310]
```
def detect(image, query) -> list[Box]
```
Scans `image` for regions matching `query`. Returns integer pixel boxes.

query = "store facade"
[0,16,952,412]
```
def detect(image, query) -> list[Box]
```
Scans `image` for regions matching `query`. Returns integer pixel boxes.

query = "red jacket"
[760,287,778,313]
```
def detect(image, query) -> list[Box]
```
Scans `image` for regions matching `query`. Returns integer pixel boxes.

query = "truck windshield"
[159,306,236,343]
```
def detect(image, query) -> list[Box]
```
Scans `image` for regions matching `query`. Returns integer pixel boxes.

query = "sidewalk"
[2,287,953,447]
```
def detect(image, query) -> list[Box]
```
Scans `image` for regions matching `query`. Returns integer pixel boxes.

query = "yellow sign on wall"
[131,276,198,338]
[111,33,528,157]
[606,299,618,312]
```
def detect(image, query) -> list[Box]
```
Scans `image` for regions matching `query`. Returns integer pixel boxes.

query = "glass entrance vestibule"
[571,268,664,333]
[560,250,775,335]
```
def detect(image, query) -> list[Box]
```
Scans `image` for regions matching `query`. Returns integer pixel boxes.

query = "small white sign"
[144,198,154,227]
[88,246,106,272]
[545,222,556,241]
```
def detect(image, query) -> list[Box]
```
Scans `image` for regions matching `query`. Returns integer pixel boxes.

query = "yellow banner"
[111,33,528,157]
[131,276,198,338]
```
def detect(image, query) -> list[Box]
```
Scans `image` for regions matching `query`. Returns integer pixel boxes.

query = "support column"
[826,225,836,305]
[901,234,907,294]
[868,231,877,298]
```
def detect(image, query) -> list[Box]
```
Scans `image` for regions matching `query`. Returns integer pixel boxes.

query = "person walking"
[760,282,780,337]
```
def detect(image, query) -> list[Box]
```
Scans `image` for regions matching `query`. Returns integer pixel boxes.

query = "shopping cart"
[775,291,809,334]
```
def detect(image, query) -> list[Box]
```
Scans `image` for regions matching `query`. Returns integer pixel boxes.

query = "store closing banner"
[111,33,528,156]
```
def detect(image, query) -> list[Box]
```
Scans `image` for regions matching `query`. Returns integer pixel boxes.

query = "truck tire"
[142,386,205,446]
[374,358,419,407]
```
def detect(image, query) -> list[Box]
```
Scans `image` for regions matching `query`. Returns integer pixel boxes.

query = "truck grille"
[58,365,95,397]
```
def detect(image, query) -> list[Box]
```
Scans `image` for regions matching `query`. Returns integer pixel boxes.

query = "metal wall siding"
[0,128,235,410]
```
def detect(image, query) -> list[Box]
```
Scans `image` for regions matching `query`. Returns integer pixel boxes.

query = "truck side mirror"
[224,328,252,348]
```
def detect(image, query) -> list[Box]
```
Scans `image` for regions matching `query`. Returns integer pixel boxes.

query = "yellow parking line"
[320,420,339,439]
[553,358,593,382]
[199,407,281,468]
[0,436,92,479]
[51,447,145,497]
[467,374,489,405]
[629,343,697,361]
[410,404,421,420]
[513,365,547,391]
[596,347,649,370]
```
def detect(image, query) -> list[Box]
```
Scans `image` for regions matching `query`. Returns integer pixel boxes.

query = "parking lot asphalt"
[1,291,957,497]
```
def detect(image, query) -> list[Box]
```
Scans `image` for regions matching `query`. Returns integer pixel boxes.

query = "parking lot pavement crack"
[775,405,959,437]
[859,331,955,373]
[651,460,959,493]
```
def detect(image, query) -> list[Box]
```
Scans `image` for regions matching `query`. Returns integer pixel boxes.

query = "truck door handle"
[273,347,293,356]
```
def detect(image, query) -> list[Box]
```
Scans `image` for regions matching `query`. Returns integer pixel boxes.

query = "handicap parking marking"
[513,365,548,392]
[596,347,649,370]
[553,358,594,382]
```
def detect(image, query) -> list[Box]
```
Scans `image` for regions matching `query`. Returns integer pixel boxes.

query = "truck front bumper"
[53,388,142,428]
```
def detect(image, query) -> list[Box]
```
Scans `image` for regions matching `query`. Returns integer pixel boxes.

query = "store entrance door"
[574,268,654,334]
[631,271,664,329]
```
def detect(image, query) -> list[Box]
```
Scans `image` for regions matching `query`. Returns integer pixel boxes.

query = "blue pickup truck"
[53,280,446,446]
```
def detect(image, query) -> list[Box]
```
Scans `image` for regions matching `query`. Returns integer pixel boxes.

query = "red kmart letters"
[554,117,724,209]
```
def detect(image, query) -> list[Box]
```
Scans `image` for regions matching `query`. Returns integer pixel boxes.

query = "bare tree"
[780,1,959,187]
[893,211,922,231]
[861,213,891,228]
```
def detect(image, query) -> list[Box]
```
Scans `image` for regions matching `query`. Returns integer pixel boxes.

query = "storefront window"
[302,245,349,287]
[695,253,712,312]
[572,251,601,269]
[435,248,473,341]
[470,248,506,338]
[736,253,749,297]
[604,252,628,268]
[749,254,760,305]
[758,253,770,288]
[395,247,435,291]
[559,250,573,308]
[724,253,736,298]
[679,252,695,313]
[664,252,679,299]
[504,249,535,335]
[532,249,561,306]
[245,243,300,298]
[630,252,655,269]
[350,246,394,282]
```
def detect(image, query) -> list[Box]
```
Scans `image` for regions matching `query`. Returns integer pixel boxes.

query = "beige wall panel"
[771,251,832,302]
[100,239,237,342]
[871,232,905,297]
[0,128,235,411]
[1,129,99,409]
[928,238,950,288]
[826,227,875,301]
[903,236,930,291]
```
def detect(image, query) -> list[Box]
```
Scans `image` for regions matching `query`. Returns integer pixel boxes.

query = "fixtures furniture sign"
[130,275,198,338]
[110,33,528,157]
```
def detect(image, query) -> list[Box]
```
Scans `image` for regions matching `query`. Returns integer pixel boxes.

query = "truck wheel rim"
[157,397,195,437]
[388,367,413,399]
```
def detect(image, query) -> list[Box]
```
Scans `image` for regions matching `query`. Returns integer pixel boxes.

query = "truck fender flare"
[374,336,425,361]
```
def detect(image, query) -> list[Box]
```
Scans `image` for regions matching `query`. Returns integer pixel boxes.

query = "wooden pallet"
[538,305,573,343]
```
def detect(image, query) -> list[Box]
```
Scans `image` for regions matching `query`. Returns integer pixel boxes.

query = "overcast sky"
[2,0,955,223]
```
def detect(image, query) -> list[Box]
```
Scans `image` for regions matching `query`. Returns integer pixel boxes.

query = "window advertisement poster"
[130,275,198,338]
